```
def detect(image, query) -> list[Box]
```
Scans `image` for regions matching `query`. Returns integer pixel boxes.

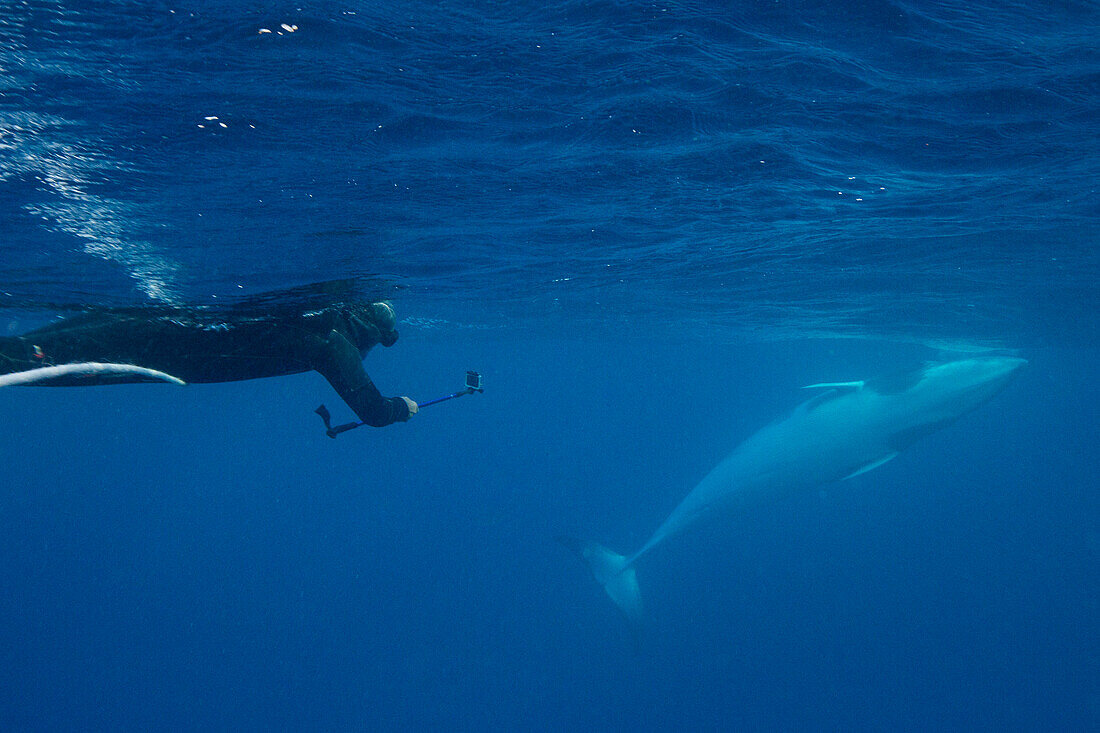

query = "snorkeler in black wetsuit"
[0,296,417,427]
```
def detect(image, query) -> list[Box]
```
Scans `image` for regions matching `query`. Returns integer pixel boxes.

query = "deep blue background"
[2,0,1098,729]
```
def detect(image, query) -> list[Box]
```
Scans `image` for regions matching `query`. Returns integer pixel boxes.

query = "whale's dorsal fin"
[795,388,840,415]
[801,380,865,391]
[843,451,899,480]
[795,381,865,415]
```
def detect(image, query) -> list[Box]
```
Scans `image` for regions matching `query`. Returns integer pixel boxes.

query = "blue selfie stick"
[315,371,483,438]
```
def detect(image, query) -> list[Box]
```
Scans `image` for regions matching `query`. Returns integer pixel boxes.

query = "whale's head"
[912,356,1027,418]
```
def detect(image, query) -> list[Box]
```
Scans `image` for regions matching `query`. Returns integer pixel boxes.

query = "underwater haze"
[1,0,1098,730]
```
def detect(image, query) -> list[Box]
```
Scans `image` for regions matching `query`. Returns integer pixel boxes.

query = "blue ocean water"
[1,0,1097,729]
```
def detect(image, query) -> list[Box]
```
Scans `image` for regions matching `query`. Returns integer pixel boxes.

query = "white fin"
[843,451,899,480]
[0,362,186,387]
[562,538,643,626]
[801,380,865,391]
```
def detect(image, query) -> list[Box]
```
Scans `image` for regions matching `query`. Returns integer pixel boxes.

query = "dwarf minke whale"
[568,357,1026,624]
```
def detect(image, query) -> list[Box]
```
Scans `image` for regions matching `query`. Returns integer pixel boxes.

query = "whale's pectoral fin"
[843,451,899,480]
[558,536,643,627]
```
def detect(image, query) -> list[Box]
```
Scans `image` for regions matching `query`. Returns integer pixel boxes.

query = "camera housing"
[465,371,483,392]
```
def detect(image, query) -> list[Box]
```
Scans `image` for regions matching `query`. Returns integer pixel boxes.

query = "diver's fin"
[558,537,643,626]
[0,362,185,387]
[801,380,865,391]
[843,451,899,480]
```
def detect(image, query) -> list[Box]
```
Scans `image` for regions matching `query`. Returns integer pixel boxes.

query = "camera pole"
[315,371,483,438]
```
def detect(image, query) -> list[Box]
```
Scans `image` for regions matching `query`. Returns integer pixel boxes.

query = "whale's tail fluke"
[559,537,643,625]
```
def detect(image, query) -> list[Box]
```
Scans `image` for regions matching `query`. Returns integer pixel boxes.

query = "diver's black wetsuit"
[0,303,411,427]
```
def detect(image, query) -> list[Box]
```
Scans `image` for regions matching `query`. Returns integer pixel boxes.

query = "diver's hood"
[345,301,399,348]
[370,301,397,331]
[371,301,399,346]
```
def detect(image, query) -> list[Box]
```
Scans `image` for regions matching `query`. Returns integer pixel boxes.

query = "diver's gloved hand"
[399,396,418,419]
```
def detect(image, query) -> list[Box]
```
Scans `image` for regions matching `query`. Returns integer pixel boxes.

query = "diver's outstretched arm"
[309,331,411,427]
